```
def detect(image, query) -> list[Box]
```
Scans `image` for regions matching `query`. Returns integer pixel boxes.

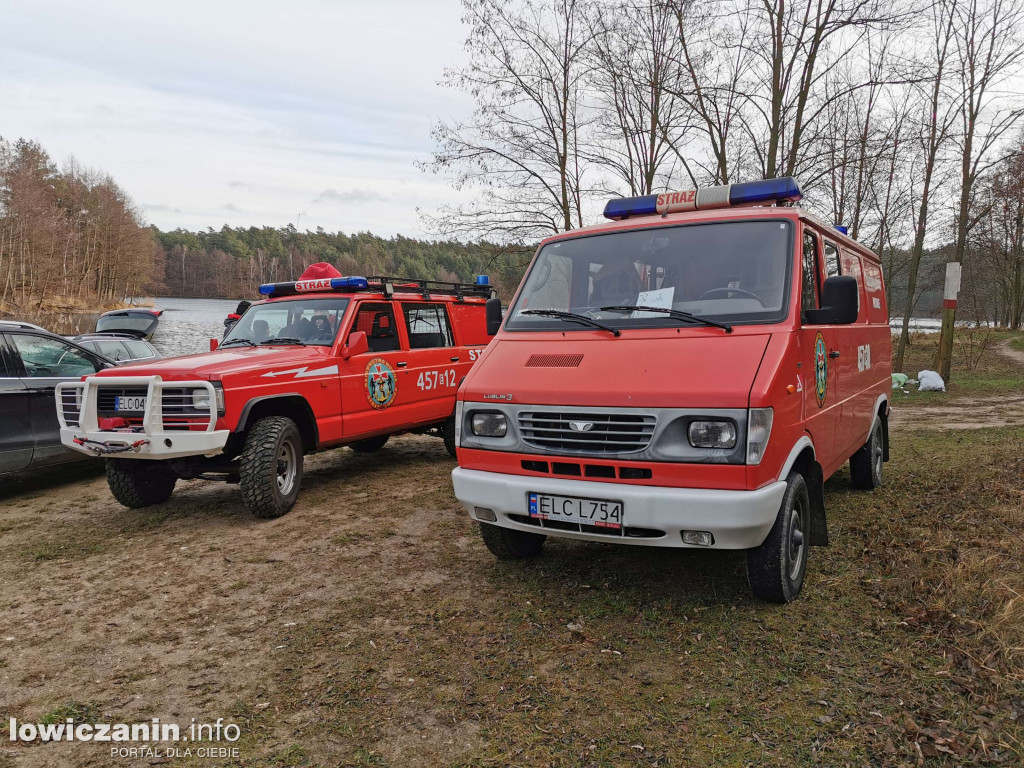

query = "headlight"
[688,420,737,449]
[192,386,225,414]
[471,412,507,437]
[192,389,212,410]
[746,408,774,465]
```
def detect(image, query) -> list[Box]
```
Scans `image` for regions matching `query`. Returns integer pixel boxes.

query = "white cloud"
[0,0,474,237]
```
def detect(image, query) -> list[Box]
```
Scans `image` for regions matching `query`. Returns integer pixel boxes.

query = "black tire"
[239,416,303,519]
[850,416,884,490]
[440,417,457,458]
[350,435,389,453]
[478,522,546,559]
[105,460,176,509]
[746,472,810,604]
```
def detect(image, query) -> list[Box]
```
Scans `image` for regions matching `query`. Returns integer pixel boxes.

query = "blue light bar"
[834,225,849,235]
[603,194,658,220]
[330,276,368,289]
[475,275,490,286]
[603,177,802,220]
[258,283,275,295]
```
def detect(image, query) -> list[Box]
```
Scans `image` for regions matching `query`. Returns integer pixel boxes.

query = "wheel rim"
[787,497,806,581]
[872,422,884,481]
[276,437,297,496]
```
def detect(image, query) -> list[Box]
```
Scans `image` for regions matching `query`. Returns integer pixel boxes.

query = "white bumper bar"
[452,467,787,549]
[56,376,229,460]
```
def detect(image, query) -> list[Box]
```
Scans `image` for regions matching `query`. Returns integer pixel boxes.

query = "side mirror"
[805,275,858,325]
[342,331,369,359]
[209,338,219,351]
[485,296,503,336]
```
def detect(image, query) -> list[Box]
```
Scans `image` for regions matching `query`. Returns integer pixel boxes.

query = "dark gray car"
[0,323,114,475]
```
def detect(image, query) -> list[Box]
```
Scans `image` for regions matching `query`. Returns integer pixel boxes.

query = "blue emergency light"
[603,177,803,220]
[834,225,849,235]
[475,275,490,286]
[258,275,369,296]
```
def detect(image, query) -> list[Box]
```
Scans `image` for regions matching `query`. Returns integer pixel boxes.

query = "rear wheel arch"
[237,395,318,452]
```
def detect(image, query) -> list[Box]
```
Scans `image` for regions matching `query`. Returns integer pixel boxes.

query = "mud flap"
[806,461,829,546]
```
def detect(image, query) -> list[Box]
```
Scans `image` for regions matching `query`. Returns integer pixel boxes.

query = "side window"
[0,337,12,376]
[124,341,156,359]
[94,340,130,361]
[823,242,840,279]
[403,304,454,349]
[350,303,400,353]
[801,231,820,313]
[11,335,99,378]
[841,251,866,322]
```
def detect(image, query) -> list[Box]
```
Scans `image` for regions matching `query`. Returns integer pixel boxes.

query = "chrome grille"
[96,386,210,418]
[518,412,656,454]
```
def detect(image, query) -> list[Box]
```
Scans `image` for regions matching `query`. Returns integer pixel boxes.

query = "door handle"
[450,356,460,362]
[396,361,408,368]
[828,351,840,359]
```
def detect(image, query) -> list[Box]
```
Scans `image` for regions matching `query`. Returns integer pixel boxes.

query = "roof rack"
[261,274,496,301]
[365,276,496,301]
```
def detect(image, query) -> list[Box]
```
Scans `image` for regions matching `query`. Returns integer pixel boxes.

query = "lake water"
[148,297,240,358]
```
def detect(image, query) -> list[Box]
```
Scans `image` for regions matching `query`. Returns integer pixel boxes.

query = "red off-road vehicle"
[57,265,498,518]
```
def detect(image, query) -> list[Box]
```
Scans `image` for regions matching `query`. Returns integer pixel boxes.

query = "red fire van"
[451,178,892,603]
[57,268,495,519]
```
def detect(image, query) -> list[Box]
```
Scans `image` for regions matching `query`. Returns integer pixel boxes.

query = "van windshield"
[506,220,794,332]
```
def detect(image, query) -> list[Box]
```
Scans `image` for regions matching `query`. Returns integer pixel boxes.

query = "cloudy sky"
[0,0,474,236]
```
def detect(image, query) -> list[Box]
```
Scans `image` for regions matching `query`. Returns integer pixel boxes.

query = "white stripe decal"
[262,365,339,379]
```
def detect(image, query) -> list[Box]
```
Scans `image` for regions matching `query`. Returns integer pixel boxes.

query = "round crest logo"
[364,358,397,409]
[814,332,828,407]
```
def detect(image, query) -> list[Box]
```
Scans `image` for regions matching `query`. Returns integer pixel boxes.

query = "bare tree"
[588,0,688,195]
[422,0,596,241]
[934,0,1024,377]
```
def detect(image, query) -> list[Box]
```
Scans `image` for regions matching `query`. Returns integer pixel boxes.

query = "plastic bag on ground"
[892,373,909,389]
[917,370,945,392]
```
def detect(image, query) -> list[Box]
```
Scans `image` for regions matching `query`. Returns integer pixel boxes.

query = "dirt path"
[995,337,1024,366]
[890,339,1024,431]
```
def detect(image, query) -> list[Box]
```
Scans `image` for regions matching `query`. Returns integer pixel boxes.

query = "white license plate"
[528,492,624,529]
[115,396,147,412]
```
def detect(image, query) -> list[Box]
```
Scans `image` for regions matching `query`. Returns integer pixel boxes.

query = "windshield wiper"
[601,305,732,333]
[219,338,256,347]
[262,337,306,346]
[521,309,621,337]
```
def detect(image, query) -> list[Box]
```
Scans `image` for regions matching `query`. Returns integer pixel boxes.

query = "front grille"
[96,386,211,420]
[518,412,656,454]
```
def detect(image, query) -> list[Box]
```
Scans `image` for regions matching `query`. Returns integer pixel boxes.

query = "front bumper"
[452,467,787,549]
[56,376,230,460]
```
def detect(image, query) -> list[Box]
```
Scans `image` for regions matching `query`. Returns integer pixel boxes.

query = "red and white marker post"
[934,262,961,382]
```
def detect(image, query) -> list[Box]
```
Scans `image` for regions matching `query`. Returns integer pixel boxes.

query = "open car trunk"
[94,309,162,340]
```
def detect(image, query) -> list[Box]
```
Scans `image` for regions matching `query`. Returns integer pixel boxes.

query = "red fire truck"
[57,266,497,518]
[451,178,892,603]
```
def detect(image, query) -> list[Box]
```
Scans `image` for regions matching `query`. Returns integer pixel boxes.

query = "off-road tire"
[105,459,176,509]
[850,417,884,490]
[478,522,546,559]
[350,435,389,453]
[239,416,303,519]
[440,417,457,458]
[747,472,810,604]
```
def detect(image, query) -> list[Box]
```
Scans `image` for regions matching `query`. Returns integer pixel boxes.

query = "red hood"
[462,332,771,409]
[95,346,333,382]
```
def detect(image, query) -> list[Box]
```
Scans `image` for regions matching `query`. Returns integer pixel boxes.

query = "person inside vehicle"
[251,319,270,344]
[223,300,252,336]
[310,315,332,340]
[590,255,642,308]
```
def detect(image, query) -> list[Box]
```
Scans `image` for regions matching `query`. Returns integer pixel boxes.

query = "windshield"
[506,220,794,331]
[224,298,350,347]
